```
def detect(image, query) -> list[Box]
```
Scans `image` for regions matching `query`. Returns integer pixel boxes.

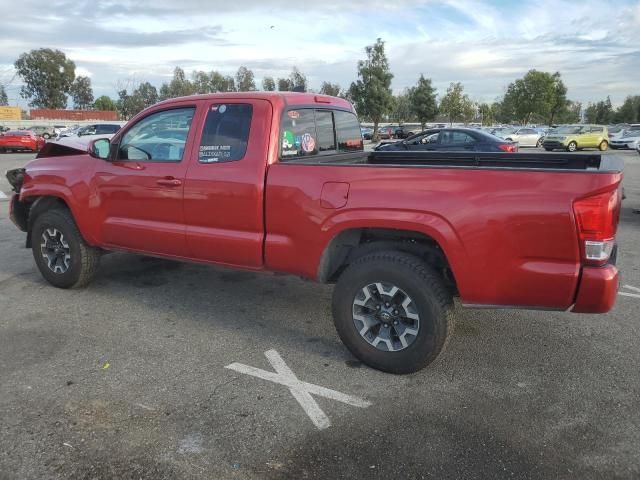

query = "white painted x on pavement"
[225,349,372,430]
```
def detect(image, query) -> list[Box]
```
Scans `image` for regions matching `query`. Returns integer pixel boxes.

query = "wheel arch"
[317,226,461,295]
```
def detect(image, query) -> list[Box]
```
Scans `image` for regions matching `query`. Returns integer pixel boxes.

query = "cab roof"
[155,91,354,111]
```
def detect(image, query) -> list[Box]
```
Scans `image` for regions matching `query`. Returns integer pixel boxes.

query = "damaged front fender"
[6,167,26,193]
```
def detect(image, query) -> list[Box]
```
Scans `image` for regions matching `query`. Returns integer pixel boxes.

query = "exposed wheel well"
[318,227,457,293]
[23,196,71,248]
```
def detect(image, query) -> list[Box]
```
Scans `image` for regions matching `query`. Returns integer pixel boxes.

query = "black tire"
[599,140,608,151]
[332,251,454,374]
[536,138,544,147]
[567,141,577,152]
[31,208,100,289]
[43,133,51,139]
[544,147,553,151]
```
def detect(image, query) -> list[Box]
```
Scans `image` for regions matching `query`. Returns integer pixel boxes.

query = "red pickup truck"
[6,92,623,373]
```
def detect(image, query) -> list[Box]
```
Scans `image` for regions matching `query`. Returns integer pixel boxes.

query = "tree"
[547,73,567,125]
[319,81,341,96]
[235,66,256,92]
[439,82,466,125]
[477,103,494,126]
[349,38,394,140]
[555,100,581,124]
[502,70,567,125]
[612,95,640,123]
[131,81,158,112]
[461,98,477,125]
[277,78,293,91]
[390,92,414,124]
[408,74,438,129]
[14,48,75,108]
[262,76,276,91]
[93,95,116,111]
[0,85,7,106]
[289,67,307,91]
[116,89,135,120]
[69,76,94,109]
[159,67,195,100]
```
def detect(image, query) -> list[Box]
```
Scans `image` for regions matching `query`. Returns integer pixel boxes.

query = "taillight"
[573,189,621,265]
[498,143,517,153]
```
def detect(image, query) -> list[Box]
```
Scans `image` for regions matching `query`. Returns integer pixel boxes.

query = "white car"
[503,127,544,147]
[610,127,640,150]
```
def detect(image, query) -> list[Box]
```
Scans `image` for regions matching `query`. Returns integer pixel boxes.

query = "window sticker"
[288,110,300,119]
[282,130,296,150]
[301,133,316,153]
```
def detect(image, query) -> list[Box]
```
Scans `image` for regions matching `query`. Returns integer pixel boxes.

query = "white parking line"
[226,349,371,430]
[619,284,640,299]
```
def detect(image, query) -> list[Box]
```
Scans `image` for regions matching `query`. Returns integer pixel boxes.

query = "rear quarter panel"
[265,164,621,309]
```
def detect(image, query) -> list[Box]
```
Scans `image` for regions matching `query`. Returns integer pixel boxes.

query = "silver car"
[503,127,544,147]
[610,127,640,150]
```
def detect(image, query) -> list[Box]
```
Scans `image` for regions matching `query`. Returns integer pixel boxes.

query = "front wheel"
[332,251,454,374]
[599,140,608,151]
[567,141,577,152]
[42,133,51,139]
[32,208,101,289]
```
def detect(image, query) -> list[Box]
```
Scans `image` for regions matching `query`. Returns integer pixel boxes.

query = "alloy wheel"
[40,228,71,274]
[352,282,420,352]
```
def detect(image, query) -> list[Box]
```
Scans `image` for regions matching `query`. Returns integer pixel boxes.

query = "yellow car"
[542,125,609,152]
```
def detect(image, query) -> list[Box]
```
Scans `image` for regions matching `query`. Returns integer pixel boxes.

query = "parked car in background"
[77,124,122,136]
[503,127,544,147]
[607,125,628,141]
[360,127,373,140]
[394,125,418,139]
[377,126,396,139]
[0,130,46,152]
[26,125,56,139]
[52,125,69,137]
[375,128,518,153]
[491,127,517,138]
[610,126,640,150]
[57,126,81,139]
[543,125,609,152]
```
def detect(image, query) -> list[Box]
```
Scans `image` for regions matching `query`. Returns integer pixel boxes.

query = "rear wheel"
[332,251,454,374]
[536,138,544,147]
[567,141,577,152]
[599,140,608,151]
[32,208,101,289]
[42,133,51,139]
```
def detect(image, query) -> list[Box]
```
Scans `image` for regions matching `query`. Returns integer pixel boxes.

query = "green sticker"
[282,130,295,150]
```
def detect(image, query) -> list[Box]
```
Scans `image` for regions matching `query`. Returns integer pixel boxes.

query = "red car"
[7,92,622,373]
[0,130,46,153]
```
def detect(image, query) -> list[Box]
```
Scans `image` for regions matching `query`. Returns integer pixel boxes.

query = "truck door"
[92,106,197,257]
[183,99,272,267]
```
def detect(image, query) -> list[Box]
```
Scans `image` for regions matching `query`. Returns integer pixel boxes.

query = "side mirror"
[88,138,111,160]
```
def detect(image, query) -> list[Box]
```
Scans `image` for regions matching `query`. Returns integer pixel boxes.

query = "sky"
[1,0,639,109]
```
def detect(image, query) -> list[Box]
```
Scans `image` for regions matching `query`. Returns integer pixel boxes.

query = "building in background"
[0,106,22,121]
[30,109,118,121]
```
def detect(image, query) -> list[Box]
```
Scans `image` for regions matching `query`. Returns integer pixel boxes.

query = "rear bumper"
[571,264,619,313]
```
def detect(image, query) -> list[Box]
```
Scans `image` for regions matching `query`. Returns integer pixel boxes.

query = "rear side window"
[199,104,253,163]
[280,108,362,160]
[335,111,363,152]
[281,109,318,158]
[439,131,475,144]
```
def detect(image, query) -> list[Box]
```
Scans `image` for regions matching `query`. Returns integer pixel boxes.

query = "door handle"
[156,177,182,187]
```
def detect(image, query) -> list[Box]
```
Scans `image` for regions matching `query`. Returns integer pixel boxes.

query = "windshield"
[555,126,583,134]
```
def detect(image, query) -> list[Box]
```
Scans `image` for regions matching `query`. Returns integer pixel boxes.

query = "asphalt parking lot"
[1,149,639,479]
